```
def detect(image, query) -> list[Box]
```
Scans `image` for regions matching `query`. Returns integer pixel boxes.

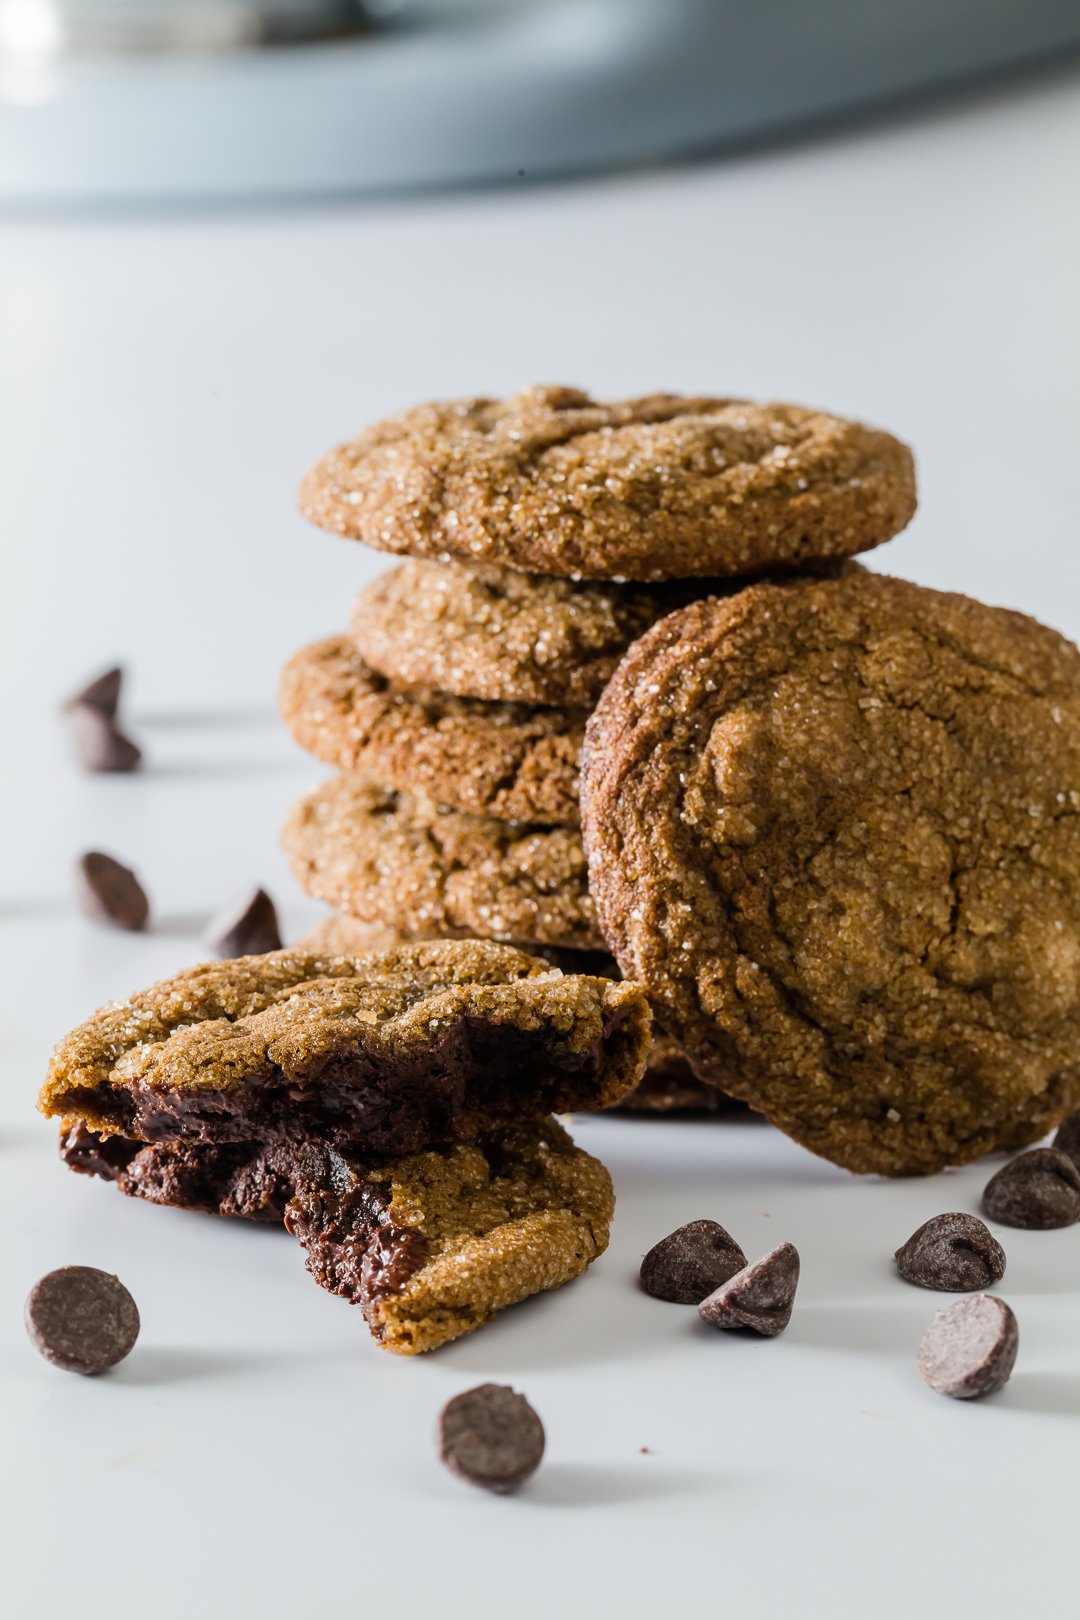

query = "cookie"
[299,386,916,582]
[298,912,740,1113]
[61,1116,614,1356]
[38,941,651,1149]
[350,560,704,708]
[582,571,1080,1176]
[283,778,602,951]
[281,636,583,826]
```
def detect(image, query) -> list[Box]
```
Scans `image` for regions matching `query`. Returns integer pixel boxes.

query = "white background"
[3,66,1080,1619]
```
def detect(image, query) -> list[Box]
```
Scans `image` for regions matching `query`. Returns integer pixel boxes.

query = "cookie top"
[299,386,916,582]
[283,777,602,951]
[350,559,705,708]
[281,636,584,825]
[39,941,650,1148]
[582,572,1080,1175]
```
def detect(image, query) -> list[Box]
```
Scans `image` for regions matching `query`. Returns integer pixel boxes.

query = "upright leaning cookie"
[299,386,917,582]
[582,572,1080,1175]
[281,636,584,826]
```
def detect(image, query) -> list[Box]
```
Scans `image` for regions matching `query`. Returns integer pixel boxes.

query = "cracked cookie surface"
[60,1116,614,1355]
[281,635,584,825]
[40,941,650,1148]
[283,777,602,950]
[582,572,1080,1175]
[299,386,916,582]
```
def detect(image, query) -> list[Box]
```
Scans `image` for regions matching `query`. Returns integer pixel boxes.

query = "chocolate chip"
[25,1266,140,1375]
[64,665,123,720]
[895,1213,1006,1292]
[204,887,282,958]
[640,1219,747,1304]
[438,1383,545,1493]
[75,851,150,931]
[698,1241,800,1336]
[917,1294,1018,1399]
[982,1147,1080,1230]
[68,703,142,773]
[1052,1109,1080,1173]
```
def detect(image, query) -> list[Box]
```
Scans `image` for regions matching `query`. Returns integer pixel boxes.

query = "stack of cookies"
[282,386,918,1114]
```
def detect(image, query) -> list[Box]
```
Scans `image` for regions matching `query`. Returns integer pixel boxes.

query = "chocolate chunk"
[438,1384,545,1492]
[640,1219,747,1304]
[698,1241,800,1336]
[917,1294,1018,1399]
[68,703,142,773]
[1052,1109,1080,1173]
[895,1213,1006,1292]
[75,851,150,931]
[204,887,282,958]
[65,665,123,719]
[982,1148,1080,1230]
[25,1266,140,1375]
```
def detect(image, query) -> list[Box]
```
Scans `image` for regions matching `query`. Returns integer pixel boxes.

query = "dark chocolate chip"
[25,1266,140,1375]
[895,1213,1006,1292]
[982,1147,1080,1230]
[68,703,142,773]
[64,665,123,720]
[75,851,150,931]
[1052,1110,1080,1174]
[438,1383,545,1493]
[917,1294,1018,1399]
[698,1241,800,1336]
[640,1219,748,1304]
[204,887,282,958]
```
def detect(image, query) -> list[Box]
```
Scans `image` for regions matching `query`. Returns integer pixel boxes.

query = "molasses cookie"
[39,941,650,1149]
[283,778,602,951]
[59,1116,614,1356]
[350,559,703,708]
[281,636,584,825]
[299,386,916,582]
[582,571,1080,1175]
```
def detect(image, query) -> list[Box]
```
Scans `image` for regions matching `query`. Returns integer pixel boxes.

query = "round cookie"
[582,572,1080,1175]
[280,636,584,825]
[283,777,602,951]
[350,559,702,708]
[298,912,741,1114]
[299,386,916,582]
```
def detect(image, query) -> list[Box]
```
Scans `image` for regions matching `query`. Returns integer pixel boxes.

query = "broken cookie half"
[39,941,649,1153]
[45,941,648,1354]
[61,1116,613,1355]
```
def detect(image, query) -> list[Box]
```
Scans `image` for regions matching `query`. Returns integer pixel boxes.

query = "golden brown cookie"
[582,572,1080,1175]
[297,911,739,1113]
[39,940,650,1148]
[283,778,602,951]
[280,636,584,826]
[59,1116,613,1356]
[350,559,707,708]
[299,386,916,582]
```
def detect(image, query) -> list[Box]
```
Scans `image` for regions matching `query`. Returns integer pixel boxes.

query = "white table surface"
[3,69,1080,1619]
